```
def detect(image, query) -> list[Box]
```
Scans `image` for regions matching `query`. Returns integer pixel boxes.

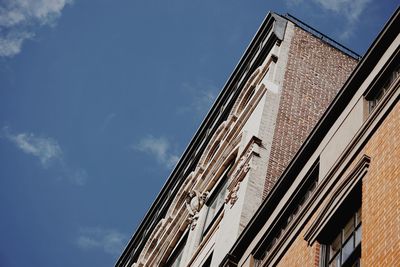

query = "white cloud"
[313,0,371,23]
[133,135,179,169]
[76,227,127,256]
[0,0,73,57]
[1,126,87,185]
[287,0,371,40]
[3,128,62,167]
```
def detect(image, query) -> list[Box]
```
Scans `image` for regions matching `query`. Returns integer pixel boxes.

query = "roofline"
[221,6,400,265]
[116,9,369,265]
[283,13,362,60]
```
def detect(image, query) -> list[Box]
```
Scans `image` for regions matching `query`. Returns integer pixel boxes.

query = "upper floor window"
[325,208,361,267]
[318,182,363,267]
[201,164,232,237]
[165,232,188,267]
[368,62,400,113]
[304,156,369,267]
[201,253,213,267]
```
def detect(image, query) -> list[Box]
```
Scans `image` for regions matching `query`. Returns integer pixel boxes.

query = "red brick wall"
[274,101,400,267]
[263,25,358,198]
[276,223,319,267]
[362,101,400,266]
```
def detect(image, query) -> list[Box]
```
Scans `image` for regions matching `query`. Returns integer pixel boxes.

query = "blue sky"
[0,1,397,266]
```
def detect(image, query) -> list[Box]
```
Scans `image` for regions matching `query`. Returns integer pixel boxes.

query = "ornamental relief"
[140,216,172,263]
[231,55,274,117]
[185,190,209,230]
[233,67,261,115]
[225,136,262,206]
[226,182,241,206]
[142,207,190,267]
[134,54,274,267]
[198,121,227,168]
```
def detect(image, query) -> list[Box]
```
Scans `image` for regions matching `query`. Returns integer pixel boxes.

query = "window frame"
[165,231,188,267]
[304,155,369,246]
[201,252,213,267]
[317,179,362,267]
[365,52,400,113]
[201,163,233,238]
[201,174,228,237]
[324,208,362,267]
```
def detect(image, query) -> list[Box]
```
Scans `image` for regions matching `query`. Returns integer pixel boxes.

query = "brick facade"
[274,101,400,266]
[263,26,358,198]
[362,101,400,266]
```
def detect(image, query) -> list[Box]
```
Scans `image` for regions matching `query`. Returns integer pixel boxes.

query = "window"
[325,208,361,267]
[255,161,319,264]
[369,62,400,112]
[202,253,213,267]
[165,232,188,267]
[304,156,369,267]
[201,165,231,237]
[319,183,362,267]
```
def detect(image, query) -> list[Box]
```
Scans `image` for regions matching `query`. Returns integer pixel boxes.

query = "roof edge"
[223,6,400,264]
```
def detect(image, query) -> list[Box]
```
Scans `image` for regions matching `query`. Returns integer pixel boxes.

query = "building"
[117,8,399,267]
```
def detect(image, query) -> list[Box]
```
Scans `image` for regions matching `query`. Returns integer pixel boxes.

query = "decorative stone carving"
[230,144,255,183]
[225,182,240,206]
[225,136,261,207]
[185,190,208,230]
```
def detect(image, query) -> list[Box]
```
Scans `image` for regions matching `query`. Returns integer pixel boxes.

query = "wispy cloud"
[133,135,179,169]
[76,227,127,256]
[287,0,371,40]
[179,81,218,117]
[1,126,87,185]
[314,0,371,40]
[2,127,62,167]
[0,0,73,57]
[313,0,371,23]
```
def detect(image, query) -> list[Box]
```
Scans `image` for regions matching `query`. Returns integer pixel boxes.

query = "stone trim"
[186,211,224,267]
[186,190,209,230]
[225,136,262,206]
[304,155,370,245]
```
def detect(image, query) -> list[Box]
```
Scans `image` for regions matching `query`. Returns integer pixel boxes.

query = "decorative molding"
[232,54,274,117]
[225,136,262,206]
[304,155,370,245]
[185,190,209,230]
[137,215,173,264]
[199,121,227,168]
[226,182,241,206]
[128,46,272,267]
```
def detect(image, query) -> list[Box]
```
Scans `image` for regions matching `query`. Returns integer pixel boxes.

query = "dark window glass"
[165,233,188,267]
[202,164,232,237]
[202,253,213,267]
[325,208,361,267]
[369,63,400,112]
[202,177,228,235]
